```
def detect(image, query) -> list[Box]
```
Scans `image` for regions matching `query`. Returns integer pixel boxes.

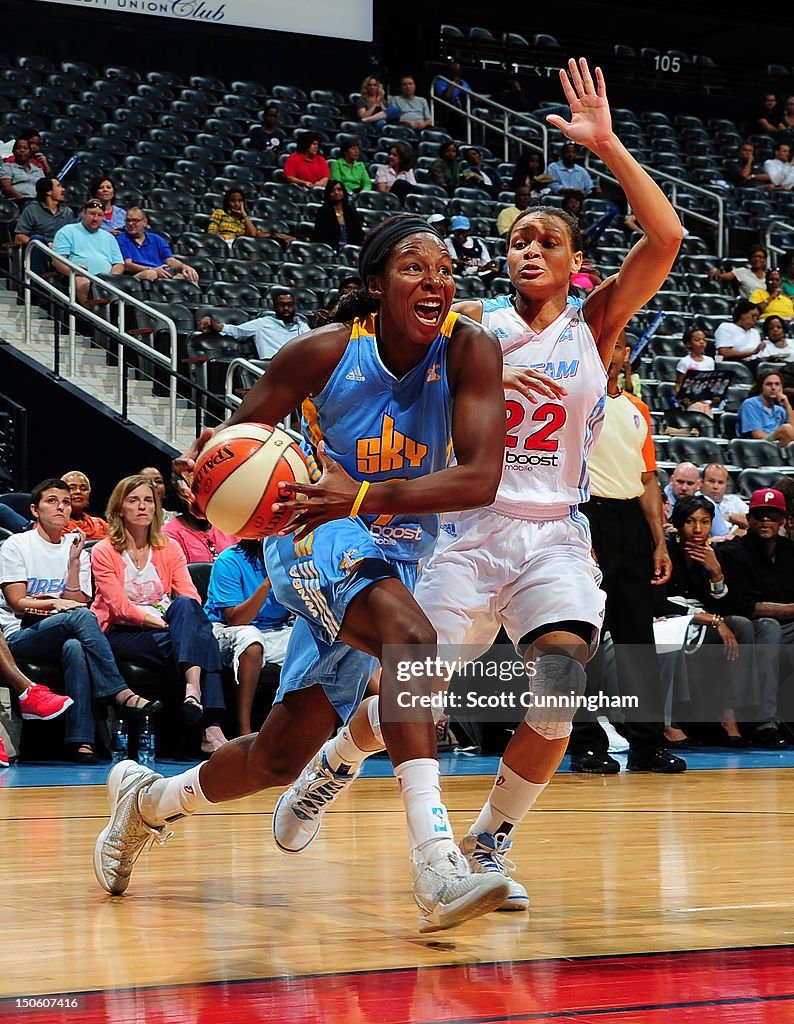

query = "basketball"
[192,422,311,539]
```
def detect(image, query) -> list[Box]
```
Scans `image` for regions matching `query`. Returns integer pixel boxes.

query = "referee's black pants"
[569,495,667,756]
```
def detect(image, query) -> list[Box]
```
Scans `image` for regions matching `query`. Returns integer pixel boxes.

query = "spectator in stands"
[354,75,388,124]
[736,368,794,447]
[749,269,794,321]
[90,176,126,235]
[714,297,764,361]
[117,208,199,283]
[13,176,74,277]
[779,249,794,296]
[14,176,73,247]
[426,212,449,236]
[311,180,364,251]
[374,142,418,201]
[310,274,364,327]
[0,116,14,159]
[781,96,794,138]
[433,58,471,109]
[700,463,748,536]
[283,132,330,190]
[494,75,534,112]
[723,141,769,189]
[20,132,51,175]
[460,147,504,197]
[616,329,642,398]
[0,500,30,534]
[663,462,731,539]
[52,199,124,308]
[444,215,499,282]
[496,184,532,237]
[0,138,44,203]
[717,487,794,748]
[674,325,715,400]
[162,490,237,565]
[547,142,599,197]
[204,538,293,737]
[328,138,372,194]
[61,470,108,540]
[390,74,433,130]
[762,141,794,192]
[248,105,286,164]
[196,290,310,360]
[207,187,291,245]
[708,243,768,299]
[138,466,176,523]
[0,478,160,763]
[509,149,552,195]
[429,140,461,195]
[0,629,74,765]
[91,474,228,754]
[761,314,794,361]
[755,92,785,134]
[661,494,762,747]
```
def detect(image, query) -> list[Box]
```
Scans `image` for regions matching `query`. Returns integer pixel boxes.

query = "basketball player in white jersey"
[272,58,684,909]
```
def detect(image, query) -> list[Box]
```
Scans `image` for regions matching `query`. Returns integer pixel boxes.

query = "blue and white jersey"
[299,312,457,562]
[481,295,607,519]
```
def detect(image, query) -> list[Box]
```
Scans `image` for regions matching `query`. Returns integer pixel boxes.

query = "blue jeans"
[8,607,127,745]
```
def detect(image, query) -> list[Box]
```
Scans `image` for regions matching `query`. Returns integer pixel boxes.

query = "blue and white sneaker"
[272,750,359,854]
[459,830,529,911]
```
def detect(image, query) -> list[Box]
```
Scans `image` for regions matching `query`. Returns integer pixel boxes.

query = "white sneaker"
[93,759,173,895]
[272,750,359,854]
[459,830,529,911]
[412,841,510,933]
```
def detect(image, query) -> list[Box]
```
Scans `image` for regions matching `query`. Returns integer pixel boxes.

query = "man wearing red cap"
[717,488,794,748]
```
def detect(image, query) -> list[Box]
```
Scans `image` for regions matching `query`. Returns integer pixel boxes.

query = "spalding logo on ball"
[192,422,311,538]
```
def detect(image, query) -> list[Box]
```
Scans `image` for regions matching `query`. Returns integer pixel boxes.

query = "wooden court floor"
[3,767,794,1023]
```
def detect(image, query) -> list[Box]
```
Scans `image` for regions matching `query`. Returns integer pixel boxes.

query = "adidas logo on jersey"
[345,366,366,382]
[441,522,457,537]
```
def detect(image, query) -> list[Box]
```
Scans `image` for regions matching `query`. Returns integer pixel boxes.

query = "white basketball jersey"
[481,295,607,520]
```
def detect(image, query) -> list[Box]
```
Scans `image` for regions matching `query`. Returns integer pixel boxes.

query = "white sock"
[324,725,371,774]
[394,757,454,860]
[470,760,548,837]
[138,764,211,825]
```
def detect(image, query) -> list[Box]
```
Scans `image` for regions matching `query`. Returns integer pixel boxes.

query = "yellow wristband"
[350,480,370,518]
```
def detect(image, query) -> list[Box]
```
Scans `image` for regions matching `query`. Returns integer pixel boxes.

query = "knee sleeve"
[524,654,587,741]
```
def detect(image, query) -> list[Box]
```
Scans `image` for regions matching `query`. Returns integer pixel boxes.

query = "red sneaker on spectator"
[18,684,74,721]
[0,737,9,767]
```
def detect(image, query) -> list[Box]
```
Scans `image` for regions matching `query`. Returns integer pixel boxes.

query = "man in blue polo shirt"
[547,142,600,197]
[196,290,310,360]
[204,539,292,736]
[117,208,199,283]
[737,368,794,448]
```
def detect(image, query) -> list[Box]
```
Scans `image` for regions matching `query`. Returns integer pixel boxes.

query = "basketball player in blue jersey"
[273,59,684,910]
[93,214,512,933]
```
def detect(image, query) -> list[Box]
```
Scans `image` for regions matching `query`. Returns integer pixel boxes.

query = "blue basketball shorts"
[264,518,419,722]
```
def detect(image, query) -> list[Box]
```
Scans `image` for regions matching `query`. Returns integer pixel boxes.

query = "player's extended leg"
[93,683,342,897]
[459,626,590,910]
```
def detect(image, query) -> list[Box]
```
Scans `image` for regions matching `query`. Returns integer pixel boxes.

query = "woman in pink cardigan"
[91,474,228,754]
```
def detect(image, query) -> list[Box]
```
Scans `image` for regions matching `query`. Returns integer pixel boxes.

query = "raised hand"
[274,440,360,539]
[545,58,613,151]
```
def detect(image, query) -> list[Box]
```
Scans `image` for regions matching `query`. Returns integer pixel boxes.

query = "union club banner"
[32,0,373,41]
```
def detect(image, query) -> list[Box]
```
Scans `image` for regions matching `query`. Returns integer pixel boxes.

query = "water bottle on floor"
[138,714,155,769]
[111,718,128,765]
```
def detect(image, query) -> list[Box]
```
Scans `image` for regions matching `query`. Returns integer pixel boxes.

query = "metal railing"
[223,356,300,439]
[17,242,235,445]
[430,76,549,164]
[430,76,731,257]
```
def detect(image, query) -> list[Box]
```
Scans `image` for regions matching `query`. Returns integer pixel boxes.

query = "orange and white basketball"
[192,422,310,539]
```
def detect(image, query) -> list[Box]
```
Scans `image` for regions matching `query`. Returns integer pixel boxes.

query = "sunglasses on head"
[85,201,103,210]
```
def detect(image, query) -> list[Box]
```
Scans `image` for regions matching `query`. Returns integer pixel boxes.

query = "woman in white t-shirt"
[761,314,794,362]
[713,298,765,361]
[674,325,716,398]
[707,244,768,299]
